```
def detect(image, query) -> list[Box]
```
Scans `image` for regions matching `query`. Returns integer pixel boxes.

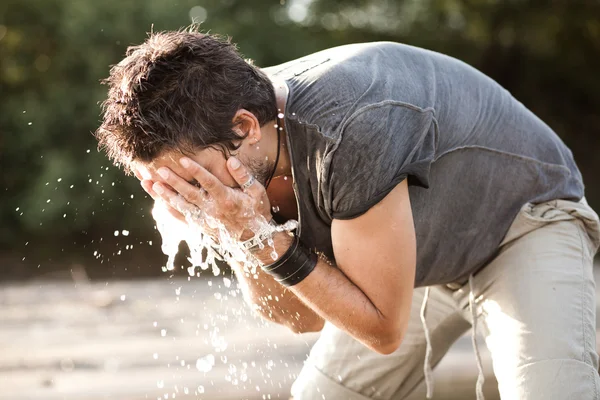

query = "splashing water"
[151,195,297,277]
[196,354,215,372]
[151,194,297,397]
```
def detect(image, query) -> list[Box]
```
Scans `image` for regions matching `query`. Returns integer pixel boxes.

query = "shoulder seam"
[339,100,436,133]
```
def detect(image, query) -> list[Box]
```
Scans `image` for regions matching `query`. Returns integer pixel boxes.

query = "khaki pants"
[291,199,600,400]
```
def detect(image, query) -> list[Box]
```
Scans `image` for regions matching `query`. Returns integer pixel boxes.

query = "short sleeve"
[325,102,437,220]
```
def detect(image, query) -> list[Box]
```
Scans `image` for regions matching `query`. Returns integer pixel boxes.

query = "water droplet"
[122,230,129,236]
[277,113,284,119]
[271,206,280,213]
[157,380,164,389]
[114,230,119,236]
[161,329,167,337]
[270,251,278,261]
[196,354,215,372]
[223,277,231,288]
[28,122,32,126]
[153,353,158,359]
[120,294,126,301]
[175,287,181,295]
[86,149,91,153]
[197,385,205,394]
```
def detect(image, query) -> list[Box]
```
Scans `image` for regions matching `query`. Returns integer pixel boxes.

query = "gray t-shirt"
[263,42,584,287]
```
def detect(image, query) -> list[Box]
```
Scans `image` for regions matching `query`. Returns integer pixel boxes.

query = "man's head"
[95,27,278,185]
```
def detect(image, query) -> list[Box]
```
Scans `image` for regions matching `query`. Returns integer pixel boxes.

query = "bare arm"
[251,181,416,354]
[229,252,324,333]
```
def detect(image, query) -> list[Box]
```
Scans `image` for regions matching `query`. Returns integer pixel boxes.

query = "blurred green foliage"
[1,0,599,279]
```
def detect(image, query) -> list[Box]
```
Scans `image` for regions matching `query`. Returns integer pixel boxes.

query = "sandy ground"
[1,266,598,400]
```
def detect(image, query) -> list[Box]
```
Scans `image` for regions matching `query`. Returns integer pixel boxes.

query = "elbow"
[372,334,403,355]
[370,322,406,355]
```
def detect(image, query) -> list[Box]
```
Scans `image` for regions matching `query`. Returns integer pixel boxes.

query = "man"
[96,29,600,399]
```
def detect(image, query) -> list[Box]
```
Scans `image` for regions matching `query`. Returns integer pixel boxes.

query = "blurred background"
[1,0,599,399]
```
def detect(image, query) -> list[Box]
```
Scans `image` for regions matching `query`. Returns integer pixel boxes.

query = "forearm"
[293,258,404,353]
[230,233,324,333]
[253,232,409,354]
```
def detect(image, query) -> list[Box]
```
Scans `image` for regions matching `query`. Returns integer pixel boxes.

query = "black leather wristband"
[262,235,318,287]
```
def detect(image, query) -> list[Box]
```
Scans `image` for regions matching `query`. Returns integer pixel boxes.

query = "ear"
[232,109,262,144]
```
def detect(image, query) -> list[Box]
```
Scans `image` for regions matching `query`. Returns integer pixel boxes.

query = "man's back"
[265,42,583,286]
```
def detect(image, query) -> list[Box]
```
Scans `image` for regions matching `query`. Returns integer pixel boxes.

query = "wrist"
[250,230,294,264]
[259,234,318,287]
[240,218,277,249]
[239,215,275,242]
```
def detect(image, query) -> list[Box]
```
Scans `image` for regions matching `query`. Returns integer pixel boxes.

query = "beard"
[237,154,274,188]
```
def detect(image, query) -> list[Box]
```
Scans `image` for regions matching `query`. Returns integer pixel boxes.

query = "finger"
[134,164,153,180]
[152,181,197,216]
[141,179,159,200]
[161,200,187,223]
[227,156,263,198]
[141,180,186,223]
[156,166,212,208]
[142,179,182,205]
[178,157,229,200]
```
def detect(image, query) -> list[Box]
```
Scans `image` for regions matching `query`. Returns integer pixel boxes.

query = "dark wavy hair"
[95,27,277,172]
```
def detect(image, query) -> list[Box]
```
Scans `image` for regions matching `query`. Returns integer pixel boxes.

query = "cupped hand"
[146,156,272,242]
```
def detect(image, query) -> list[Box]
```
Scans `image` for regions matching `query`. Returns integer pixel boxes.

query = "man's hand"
[142,156,273,242]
